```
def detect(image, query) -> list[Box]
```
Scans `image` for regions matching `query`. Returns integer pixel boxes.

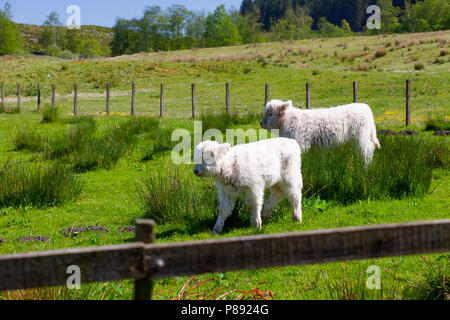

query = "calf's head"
[193,141,231,178]
[260,99,292,130]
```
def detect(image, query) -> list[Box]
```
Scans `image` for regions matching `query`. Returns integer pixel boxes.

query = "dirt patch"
[378,129,397,135]
[63,225,110,235]
[399,129,419,135]
[19,236,50,242]
[117,226,136,233]
[433,130,450,136]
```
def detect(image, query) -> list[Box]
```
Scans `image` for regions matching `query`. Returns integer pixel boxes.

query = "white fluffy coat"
[193,138,303,234]
[260,100,381,165]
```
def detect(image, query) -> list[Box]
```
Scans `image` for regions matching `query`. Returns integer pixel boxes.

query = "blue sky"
[4,0,242,27]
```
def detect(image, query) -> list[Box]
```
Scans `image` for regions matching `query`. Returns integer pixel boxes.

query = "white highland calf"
[193,138,303,235]
[260,100,381,165]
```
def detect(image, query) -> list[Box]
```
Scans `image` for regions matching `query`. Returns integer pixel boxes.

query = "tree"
[186,11,207,48]
[231,5,263,44]
[0,10,20,54]
[41,11,64,48]
[204,5,241,47]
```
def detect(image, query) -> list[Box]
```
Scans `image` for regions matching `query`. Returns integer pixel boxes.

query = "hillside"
[16,23,113,53]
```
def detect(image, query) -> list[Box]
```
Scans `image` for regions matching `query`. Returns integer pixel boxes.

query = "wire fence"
[1,80,449,127]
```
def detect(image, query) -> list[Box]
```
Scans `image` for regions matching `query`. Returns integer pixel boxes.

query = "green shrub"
[302,135,448,203]
[0,161,83,208]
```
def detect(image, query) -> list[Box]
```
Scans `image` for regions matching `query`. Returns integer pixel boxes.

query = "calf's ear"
[276,103,290,117]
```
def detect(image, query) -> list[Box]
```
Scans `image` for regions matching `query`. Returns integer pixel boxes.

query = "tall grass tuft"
[0,161,83,208]
[134,165,218,226]
[425,116,450,131]
[41,105,59,123]
[403,256,450,300]
[302,135,448,203]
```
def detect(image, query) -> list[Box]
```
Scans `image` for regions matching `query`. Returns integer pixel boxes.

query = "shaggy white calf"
[193,138,303,234]
[260,100,381,165]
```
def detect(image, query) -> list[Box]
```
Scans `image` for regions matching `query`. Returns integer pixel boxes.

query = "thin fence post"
[73,84,78,116]
[131,82,136,116]
[306,82,311,109]
[106,83,110,116]
[353,81,358,103]
[134,219,155,301]
[226,83,230,114]
[160,83,164,117]
[265,83,269,106]
[191,83,196,118]
[17,83,21,110]
[37,83,41,111]
[1,83,5,109]
[51,84,56,109]
[406,79,411,126]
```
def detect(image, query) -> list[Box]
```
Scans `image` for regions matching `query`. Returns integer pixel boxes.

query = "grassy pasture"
[0,31,449,300]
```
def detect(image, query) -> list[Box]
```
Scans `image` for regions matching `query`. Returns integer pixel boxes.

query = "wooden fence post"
[37,83,41,111]
[51,84,56,109]
[306,82,311,109]
[1,83,5,109]
[160,83,164,117]
[191,83,196,118]
[17,83,21,110]
[226,83,230,114]
[406,79,411,126]
[353,81,358,103]
[106,83,110,116]
[131,82,136,116]
[265,83,269,106]
[134,219,155,300]
[73,84,78,116]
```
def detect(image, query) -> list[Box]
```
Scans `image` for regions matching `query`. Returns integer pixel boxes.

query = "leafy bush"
[302,135,448,203]
[0,161,83,208]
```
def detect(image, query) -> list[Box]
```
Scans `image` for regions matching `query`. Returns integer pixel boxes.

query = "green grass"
[0,30,448,300]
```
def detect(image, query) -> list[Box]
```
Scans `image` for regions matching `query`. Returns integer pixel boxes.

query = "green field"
[0,30,449,300]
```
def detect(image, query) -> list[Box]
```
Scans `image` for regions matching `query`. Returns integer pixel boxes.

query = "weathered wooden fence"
[0,219,449,300]
[0,80,416,126]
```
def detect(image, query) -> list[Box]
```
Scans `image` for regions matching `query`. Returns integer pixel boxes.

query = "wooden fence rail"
[0,219,449,299]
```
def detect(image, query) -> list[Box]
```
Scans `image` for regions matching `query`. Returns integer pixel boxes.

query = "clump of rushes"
[134,165,218,226]
[12,117,160,172]
[0,161,83,208]
[302,135,448,203]
[425,116,450,131]
[403,256,450,300]
[41,104,58,123]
